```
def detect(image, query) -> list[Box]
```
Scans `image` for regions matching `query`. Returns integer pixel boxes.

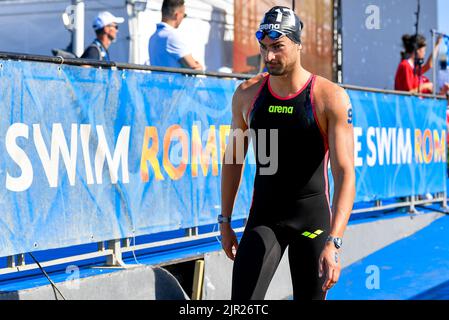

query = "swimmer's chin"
[267,68,287,76]
[265,63,287,76]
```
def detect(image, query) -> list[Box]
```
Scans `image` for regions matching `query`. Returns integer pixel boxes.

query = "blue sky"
[438,0,449,34]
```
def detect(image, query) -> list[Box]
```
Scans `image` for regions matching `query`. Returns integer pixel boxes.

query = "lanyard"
[94,39,110,61]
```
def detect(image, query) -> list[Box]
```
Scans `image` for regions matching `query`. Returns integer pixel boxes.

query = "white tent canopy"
[0,0,234,71]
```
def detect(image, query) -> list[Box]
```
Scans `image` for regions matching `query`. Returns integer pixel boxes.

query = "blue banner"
[0,60,256,257]
[0,59,446,257]
[349,90,447,202]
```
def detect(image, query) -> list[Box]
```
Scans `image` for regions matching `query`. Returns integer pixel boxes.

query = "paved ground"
[327,214,449,300]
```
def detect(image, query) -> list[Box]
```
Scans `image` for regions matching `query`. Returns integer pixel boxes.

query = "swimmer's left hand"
[318,244,341,292]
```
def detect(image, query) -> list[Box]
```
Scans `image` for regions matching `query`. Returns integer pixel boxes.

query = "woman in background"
[394,34,442,94]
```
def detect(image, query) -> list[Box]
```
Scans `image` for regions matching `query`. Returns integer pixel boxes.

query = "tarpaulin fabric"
[0,59,446,257]
[348,89,447,202]
[0,60,256,257]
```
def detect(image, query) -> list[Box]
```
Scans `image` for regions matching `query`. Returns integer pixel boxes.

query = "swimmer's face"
[259,36,301,76]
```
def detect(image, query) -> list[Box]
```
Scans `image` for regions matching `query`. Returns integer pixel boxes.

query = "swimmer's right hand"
[220,224,239,261]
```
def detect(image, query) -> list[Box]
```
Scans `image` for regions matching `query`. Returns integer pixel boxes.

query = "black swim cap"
[257,6,303,44]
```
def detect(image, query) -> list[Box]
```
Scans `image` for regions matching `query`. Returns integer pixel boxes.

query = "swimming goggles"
[255,29,286,41]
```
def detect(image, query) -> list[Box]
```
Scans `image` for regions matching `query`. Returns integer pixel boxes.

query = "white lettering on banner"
[375,127,393,166]
[5,123,34,192]
[5,123,131,192]
[354,127,363,167]
[95,126,130,184]
[80,124,95,185]
[397,128,412,164]
[358,127,413,167]
[33,123,78,187]
[366,127,377,167]
[391,128,397,165]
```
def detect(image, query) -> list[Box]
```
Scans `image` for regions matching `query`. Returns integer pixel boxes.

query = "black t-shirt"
[80,40,110,61]
[80,46,101,60]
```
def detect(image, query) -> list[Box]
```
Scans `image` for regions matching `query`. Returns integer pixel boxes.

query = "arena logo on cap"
[260,23,281,31]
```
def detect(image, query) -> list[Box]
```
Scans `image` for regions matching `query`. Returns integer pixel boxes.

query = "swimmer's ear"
[297,43,303,51]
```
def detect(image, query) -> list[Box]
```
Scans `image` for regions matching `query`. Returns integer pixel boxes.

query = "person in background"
[394,34,442,94]
[81,11,124,61]
[148,0,203,70]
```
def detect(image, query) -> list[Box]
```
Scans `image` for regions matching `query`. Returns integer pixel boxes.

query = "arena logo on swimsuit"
[268,105,294,114]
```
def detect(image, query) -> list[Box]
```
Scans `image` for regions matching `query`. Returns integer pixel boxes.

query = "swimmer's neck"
[269,65,312,97]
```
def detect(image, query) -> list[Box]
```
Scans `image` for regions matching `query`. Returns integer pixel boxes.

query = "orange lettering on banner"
[163,125,189,180]
[140,126,164,181]
[423,129,434,164]
[219,125,231,164]
[415,129,423,164]
[191,125,219,177]
[433,130,446,163]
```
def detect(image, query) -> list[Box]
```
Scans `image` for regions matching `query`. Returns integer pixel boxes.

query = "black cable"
[27,252,67,300]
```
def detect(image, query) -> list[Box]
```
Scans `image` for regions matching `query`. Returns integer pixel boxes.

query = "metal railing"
[0,50,448,100]
[0,50,447,277]
[431,30,449,99]
[0,51,253,80]
[0,226,246,276]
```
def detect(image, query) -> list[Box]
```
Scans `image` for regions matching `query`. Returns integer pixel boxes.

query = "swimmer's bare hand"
[220,223,239,261]
[319,243,341,292]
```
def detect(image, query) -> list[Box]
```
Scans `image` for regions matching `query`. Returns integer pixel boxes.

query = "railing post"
[185,227,198,237]
[7,256,15,268]
[121,238,131,248]
[409,195,418,214]
[106,239,124,267]
[17,254,25,267]
[97,241,105,252]
[443,190,448,209]
[432,29,437,97]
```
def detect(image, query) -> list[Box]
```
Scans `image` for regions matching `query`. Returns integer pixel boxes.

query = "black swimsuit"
[231,74,332,300]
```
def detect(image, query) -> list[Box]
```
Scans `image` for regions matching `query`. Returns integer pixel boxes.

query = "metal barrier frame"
[0,51,447,276]
[0,50,447,99]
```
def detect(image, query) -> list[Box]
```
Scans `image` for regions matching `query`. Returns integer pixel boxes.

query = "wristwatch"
[326,235,343,249]
[218,214,231,224]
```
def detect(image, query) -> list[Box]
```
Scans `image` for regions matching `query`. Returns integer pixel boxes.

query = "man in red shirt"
[394,34,442,94]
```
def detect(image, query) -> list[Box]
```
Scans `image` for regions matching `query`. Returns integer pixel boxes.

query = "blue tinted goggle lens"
[255,30,284,41]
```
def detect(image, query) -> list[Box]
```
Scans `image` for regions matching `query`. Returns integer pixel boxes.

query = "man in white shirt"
[149,0,203,70]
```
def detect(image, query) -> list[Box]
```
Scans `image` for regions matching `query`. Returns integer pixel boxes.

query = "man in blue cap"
[220,6,355,300]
